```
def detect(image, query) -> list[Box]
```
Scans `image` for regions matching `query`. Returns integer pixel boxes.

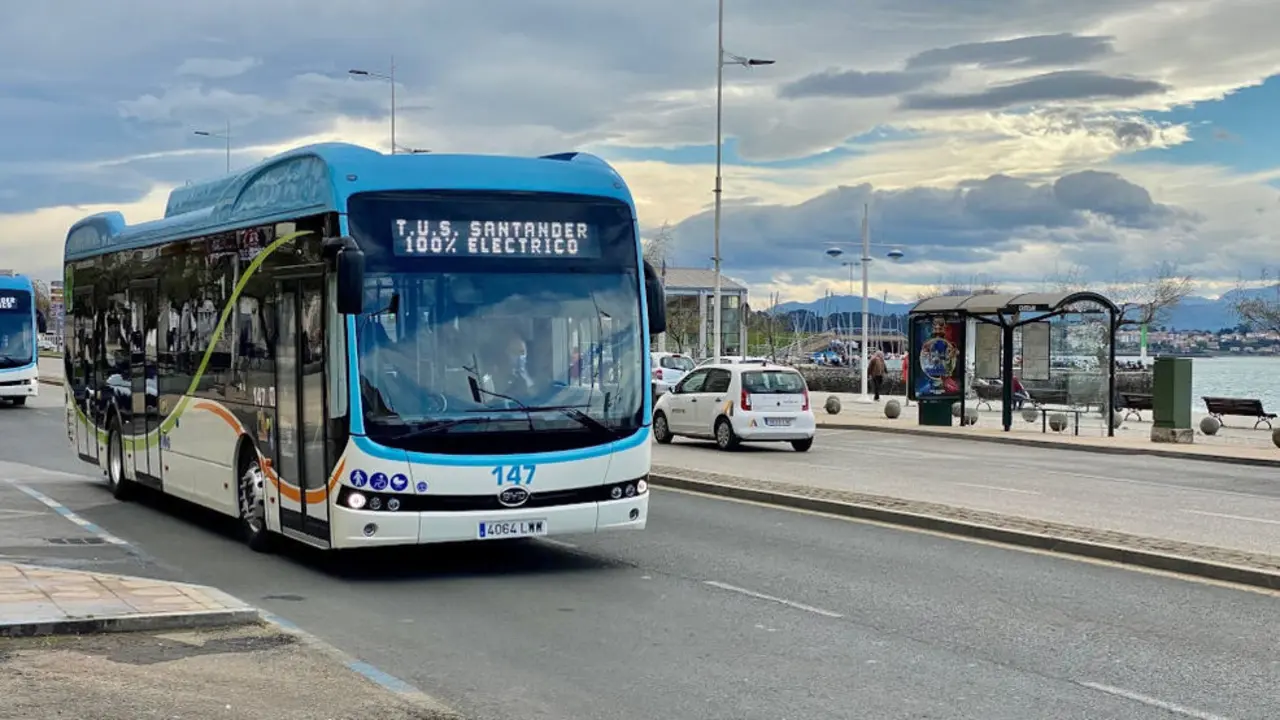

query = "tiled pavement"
[812,391,1280,465]
[0,561,258,637]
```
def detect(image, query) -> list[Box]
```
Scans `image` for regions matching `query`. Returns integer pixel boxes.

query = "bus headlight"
[347,492,367,509]
[368,497,382,511]
[610,486,623,500]
[387,498,401,511]
[636,479,648,494]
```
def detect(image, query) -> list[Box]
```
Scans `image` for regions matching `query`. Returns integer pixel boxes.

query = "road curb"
[38,377,63,386]
[0,607,261,639]
[813,420,1280,468]
[650,472,1280,592]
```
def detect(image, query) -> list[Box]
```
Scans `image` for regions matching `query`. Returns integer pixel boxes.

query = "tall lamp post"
[193,120,231,173]
[350,55,397,154]
[825,204,905,401]
[712,0,773,360]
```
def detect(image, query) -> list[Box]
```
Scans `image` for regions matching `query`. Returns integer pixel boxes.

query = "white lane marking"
[4,480,131,546]
[955,482,1041,496]
[1078,682,1233,720]
[1182,510,1280,526]
[539,538,578,549]
[703,580,844,618]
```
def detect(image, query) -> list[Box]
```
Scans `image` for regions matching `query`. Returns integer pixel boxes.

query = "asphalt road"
[4,393,1280,720]
[654,427,1280,556]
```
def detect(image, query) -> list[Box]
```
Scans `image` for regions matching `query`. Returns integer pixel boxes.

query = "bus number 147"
[492,465,536,486]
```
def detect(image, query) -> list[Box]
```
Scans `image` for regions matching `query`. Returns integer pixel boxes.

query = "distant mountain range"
[771,286,1280,332]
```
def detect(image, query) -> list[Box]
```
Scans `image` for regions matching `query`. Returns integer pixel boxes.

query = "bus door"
[129,281,162,490]
[70,286,99,465]
[273,271,332,544]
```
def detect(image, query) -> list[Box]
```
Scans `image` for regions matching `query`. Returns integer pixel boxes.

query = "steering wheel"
[422,392,449,414]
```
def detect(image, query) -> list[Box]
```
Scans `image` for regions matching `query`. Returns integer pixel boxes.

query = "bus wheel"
[11,397,25,406]
[106,424,134,501]
[239,459,272,553]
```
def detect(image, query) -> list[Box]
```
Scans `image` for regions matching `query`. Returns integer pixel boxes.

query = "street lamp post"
[193,119,231,173]
[712,0,773,360]
[824,204,904,402]
[350,55,397,154]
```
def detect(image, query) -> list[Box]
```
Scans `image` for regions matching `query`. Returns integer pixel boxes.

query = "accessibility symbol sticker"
[370,472,389,491]
[349,469,368,488]
[390,473,409,492]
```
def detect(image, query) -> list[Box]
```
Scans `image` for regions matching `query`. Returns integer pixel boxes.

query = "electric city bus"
[62,142,667,552]
[0,273,40,405]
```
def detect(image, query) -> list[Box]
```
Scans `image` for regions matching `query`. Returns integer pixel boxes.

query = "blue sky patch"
[1116,74,1280,172]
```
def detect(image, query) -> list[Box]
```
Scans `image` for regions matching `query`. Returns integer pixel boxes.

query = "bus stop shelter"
[907,291,1122,435]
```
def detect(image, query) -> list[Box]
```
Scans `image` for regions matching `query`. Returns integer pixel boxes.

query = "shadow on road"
[107,483,621,583]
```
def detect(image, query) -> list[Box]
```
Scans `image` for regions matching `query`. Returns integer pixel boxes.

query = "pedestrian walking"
[868,350,887,401]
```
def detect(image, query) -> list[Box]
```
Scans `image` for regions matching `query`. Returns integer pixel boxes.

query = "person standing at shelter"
[868,350,887,401]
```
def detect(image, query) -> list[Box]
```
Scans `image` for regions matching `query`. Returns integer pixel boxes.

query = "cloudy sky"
[3,0,1279,304]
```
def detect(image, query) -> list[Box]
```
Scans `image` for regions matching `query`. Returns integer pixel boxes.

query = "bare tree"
[916,274,1001,300]
[662,296,700,354]
[1044,264,1091,294]
[1107,261,1194,328]
[642,221,674,268]
[1229,267,1280,334]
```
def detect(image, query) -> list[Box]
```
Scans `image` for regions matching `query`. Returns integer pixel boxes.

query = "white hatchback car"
[652,362,815,451]
[650,352,696,398]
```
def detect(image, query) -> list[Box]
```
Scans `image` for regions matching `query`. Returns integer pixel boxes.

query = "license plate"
[764,417,793,427]
[478,519,548,539]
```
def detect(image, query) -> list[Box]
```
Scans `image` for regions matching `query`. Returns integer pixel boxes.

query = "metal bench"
[1202,396,1276,430]
[1118,392,1153,422]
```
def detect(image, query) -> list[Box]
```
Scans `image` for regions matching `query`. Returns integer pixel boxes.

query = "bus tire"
[238,455,273,553]
[106,421,135,501]
[11,397,25,406]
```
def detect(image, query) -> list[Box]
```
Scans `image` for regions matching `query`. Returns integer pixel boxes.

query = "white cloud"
[1,0,1279,311]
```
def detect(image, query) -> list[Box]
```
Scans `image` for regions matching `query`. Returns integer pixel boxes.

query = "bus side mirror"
[643,260,666,335]
[332,238,365,315]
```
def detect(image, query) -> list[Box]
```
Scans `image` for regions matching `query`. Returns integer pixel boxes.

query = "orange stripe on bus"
[192,401,342,505]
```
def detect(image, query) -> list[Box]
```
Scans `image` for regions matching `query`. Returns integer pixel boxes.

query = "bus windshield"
[347,191,645,455]
[0,290,34,369]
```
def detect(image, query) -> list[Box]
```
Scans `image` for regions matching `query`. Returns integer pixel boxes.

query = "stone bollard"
[962,407,979,426]
[1199,416,1221,436]
[824,395,842,415]
[1110,411,1123,430]
[1021,407,1039,423]
[1048,413,1068,432]
[951,402,962,418]
[1272,427,1280,449]
[884,399,901,419]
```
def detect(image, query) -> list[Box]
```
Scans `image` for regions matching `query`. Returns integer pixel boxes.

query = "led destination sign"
[392,219,601,259]
[0,292,30,313]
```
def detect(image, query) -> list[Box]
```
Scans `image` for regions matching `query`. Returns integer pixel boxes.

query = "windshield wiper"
[391,416,497,441]
[465,376,621,437]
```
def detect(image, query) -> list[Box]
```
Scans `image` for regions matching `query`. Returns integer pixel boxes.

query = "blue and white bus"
[0,273,40,406]
[62,142,666,552]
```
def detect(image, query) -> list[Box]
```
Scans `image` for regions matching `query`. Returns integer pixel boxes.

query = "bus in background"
[0,273,40,406]
[62,142,666,553]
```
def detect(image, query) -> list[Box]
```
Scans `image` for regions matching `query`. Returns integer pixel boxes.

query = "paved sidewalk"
[0,624,456,719]
[0,561,258,637]
[814,391,1280,466]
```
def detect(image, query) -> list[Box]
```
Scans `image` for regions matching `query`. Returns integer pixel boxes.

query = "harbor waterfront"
[797,354,1280,416]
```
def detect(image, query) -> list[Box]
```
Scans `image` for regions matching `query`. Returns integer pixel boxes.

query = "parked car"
[651,352,696,398]
[652,362,815,451]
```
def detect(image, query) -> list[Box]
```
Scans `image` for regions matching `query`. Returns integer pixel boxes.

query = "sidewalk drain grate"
[45,537,108,545]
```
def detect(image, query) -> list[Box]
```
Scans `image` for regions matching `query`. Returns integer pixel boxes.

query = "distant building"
[655,267,749,359]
